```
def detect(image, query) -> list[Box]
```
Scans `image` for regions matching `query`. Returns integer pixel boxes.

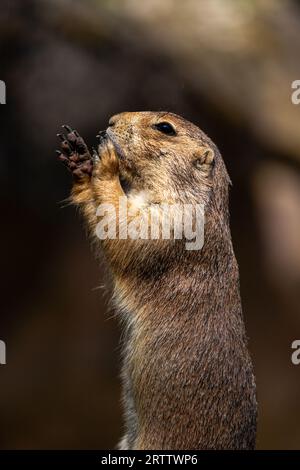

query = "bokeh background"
[1,0,300,449]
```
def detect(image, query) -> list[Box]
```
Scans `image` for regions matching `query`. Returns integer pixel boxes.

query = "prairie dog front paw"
[94,139,120,180]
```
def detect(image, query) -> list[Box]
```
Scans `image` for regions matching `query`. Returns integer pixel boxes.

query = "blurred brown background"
[0,0,300,449]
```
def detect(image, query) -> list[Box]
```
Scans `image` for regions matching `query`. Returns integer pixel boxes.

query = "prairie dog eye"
[153,122,176,136]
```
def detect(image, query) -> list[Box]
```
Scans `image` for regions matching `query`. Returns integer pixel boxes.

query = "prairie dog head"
[106,111,229,208]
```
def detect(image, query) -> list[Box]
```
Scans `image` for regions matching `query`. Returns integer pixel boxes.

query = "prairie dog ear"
[193,147,215,170]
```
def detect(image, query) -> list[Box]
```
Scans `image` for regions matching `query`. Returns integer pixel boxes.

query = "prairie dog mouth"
[106,128,127,162]
[96,129,125,162]
[98,127,136,190]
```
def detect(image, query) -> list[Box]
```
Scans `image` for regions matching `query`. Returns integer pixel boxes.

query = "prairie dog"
[57,111,257,450]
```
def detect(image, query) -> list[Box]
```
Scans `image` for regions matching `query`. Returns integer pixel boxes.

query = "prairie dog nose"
[109,113,123,127]
[109,112,133,127]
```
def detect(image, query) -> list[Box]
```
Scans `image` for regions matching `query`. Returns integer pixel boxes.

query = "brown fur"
[58,112,257,450]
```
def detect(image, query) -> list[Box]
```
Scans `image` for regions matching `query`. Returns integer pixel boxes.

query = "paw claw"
[62,124,72,133]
